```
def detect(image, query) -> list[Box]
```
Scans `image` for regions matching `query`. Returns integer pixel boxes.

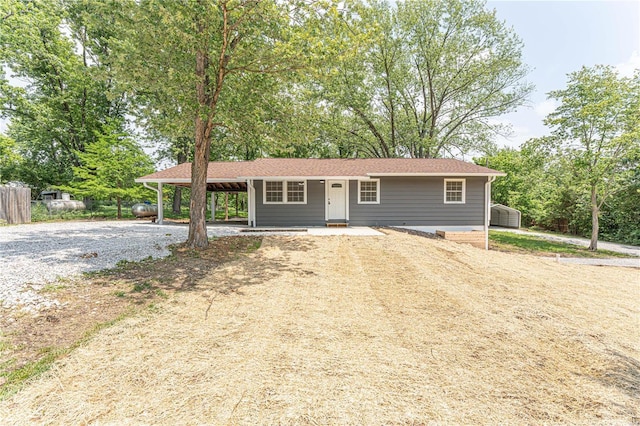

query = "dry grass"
[0,230,638,424]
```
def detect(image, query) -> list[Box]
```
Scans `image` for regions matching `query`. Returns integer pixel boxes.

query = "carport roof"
[491,203,521,213]
[136,158,505,185]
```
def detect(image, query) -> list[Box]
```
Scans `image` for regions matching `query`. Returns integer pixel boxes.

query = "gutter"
[368,172,507,177]
[237,175,370,181]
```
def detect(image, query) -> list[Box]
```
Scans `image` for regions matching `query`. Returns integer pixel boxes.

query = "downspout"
[143,182,163,225]
[484,176,496,250]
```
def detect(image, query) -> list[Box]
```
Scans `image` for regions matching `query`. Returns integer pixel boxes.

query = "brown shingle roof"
[137,158,504,182]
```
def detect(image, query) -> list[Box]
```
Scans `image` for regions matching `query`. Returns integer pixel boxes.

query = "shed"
[490,203,521,228]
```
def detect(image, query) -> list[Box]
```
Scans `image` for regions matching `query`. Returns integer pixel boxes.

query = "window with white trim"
[287,181,305,203]
[358,179,380,204]
[263,180,306,204]
[265,181,283,203]
[444,179,465,204]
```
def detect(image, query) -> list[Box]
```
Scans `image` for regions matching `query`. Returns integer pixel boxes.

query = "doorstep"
[326,222,349,228]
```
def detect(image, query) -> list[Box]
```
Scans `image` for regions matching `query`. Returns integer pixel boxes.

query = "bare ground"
[1,230,638,425]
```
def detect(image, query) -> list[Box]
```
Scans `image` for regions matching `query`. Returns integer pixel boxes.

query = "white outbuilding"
[490,203,521,228]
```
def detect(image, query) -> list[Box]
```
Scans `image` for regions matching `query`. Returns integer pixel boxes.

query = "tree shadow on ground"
[598,349,640,401]
[197,237,317,296]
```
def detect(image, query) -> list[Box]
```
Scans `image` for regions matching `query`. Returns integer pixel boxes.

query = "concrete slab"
[395,225,483,234]
[306,227,384,236]
[209,223,384,237]
[556,257,640,268]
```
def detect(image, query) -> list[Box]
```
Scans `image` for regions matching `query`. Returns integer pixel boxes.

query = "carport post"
[211,192,216,222]
[157,182,163,224]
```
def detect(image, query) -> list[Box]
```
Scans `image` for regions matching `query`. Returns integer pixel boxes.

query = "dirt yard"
[1,230,638,424]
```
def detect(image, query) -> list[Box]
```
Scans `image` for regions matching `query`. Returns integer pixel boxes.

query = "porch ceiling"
[208,182,247,192]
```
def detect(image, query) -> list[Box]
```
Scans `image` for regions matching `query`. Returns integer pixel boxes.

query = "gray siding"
[254,176,487,227]
[348,176,486,226]
[255,180,325,226]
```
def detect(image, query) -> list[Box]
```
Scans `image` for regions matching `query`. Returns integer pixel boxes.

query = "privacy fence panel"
[0,187,31,224]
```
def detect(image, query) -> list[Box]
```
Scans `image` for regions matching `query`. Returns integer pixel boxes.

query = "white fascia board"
[135,178,246,183]
[237,176,369,180]
[135,178,191,183]
[367,172,507,177]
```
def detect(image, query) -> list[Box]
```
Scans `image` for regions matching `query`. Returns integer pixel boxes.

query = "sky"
[2,1,639,150]
[486,0,640,148]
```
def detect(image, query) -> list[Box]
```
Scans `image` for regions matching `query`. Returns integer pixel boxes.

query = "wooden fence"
[0,187,31,224]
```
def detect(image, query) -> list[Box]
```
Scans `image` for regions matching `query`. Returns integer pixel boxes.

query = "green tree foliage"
[481,67,639,246]
[599,168,640,245]
[0,0,127,192]
[475,141,552,226]
[62,122,154,219]
[316,0,531,158]
[0,134,23,183]
[112,0,335,248]
[544,66,639,250]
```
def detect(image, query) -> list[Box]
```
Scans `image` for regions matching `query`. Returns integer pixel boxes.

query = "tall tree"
[63,121,154,219]
[316,0,532,158]
[544,66,640,250]
[115,0,333,248]
[0,0,127,192]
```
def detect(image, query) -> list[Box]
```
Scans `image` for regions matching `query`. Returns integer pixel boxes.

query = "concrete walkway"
[234,225,384,236]
[555,257,639,268]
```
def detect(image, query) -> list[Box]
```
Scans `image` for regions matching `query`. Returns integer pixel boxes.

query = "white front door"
[327,180,347,220]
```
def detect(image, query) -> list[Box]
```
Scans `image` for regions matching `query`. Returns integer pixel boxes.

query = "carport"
[490,203,521,228]
[135,162,253,226]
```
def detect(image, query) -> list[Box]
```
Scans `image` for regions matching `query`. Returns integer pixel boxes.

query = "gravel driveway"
[0,221,240,311]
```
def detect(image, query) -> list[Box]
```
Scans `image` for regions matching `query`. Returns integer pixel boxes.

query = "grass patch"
[0,337,11,353]
[489,231,632,258]
[41,283,67,293]
[154,289,168,299]
[0,310,133,400]
[248,239,262,252]
[132,281,153,293]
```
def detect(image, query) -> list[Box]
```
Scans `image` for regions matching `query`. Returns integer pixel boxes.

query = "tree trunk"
[187,1,229,248]
[589,185,599,251]
[116,196,122,219]
[172,187,182,215]
[187,116,211,248]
